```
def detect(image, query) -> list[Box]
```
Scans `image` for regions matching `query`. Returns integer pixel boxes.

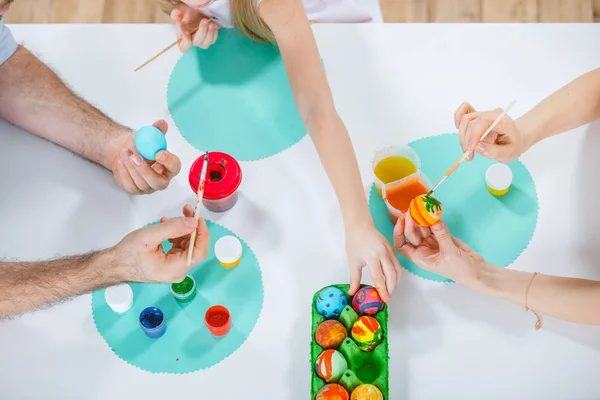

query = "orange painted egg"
[409,194,443,227]
[351,384,384,400]
[315,320,348,349]
[316,384,350,400]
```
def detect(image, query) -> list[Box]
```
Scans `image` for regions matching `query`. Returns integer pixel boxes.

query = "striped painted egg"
[316,384,350,400]
[315,349,348,383]
[351,384,384,400]
[351,316,383,352]
[352,286,384,316]
[409,194,443,227]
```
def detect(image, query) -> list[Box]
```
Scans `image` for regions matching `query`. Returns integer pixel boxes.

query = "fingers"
[396,240,416,260]
[121,149,151,193]
[114,158,138,194]
[348,264,362,296]
[454,102,476,129]
[176,24,193,53]
[139,217,198,246]
[192,19,218,49]
[183,204,194,218]
[380,255,398,300]
[368,259,390,302]
[430,221,455,253]
[458,111,483,161]
[404,214,422,246]
[393,216,407,250]
[152,119,168,135]
[154,150,182,179]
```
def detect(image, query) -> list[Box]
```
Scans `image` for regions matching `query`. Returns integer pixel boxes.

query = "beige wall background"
[3,0,599,23]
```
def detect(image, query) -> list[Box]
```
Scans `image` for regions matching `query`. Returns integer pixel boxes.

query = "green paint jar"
[170,275,197,303]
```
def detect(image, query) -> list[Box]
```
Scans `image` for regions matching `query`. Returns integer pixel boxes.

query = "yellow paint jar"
[485,163,513,196]
[215,235,242,268]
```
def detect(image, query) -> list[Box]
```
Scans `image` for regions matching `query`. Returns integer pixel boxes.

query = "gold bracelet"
[525,272,542,330]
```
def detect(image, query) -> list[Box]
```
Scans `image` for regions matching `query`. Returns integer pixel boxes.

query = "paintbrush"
[186,152,209,266]
[427,100,516,197]
[134,26,199,72]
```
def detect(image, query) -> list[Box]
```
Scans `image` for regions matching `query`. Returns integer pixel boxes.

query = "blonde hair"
[158,0,274,43]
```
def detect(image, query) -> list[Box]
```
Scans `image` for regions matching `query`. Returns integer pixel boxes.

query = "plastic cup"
[205,305,231,337]
[189,152,242,213]
[215,235,243,268]
[139,307,166,339]
[486,163,513,196]
[372,145,421,197]
[104,283,133,314]
[382,171,432,224]
[170,275,197,303]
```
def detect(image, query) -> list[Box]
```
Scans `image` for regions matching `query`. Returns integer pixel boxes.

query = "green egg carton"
[311,284,389,399]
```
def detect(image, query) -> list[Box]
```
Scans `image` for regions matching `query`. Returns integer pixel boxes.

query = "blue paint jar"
[139,307,166,339]
[135,126,167,161]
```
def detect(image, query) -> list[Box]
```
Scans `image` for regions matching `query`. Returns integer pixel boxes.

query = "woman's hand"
[346,224,402,302]
[393,215,486,286]
[454,102,530,163]
[171,3,219,52]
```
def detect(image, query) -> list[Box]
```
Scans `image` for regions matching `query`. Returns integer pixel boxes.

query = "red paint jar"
[205,305,231,337]
[189,152,242,213]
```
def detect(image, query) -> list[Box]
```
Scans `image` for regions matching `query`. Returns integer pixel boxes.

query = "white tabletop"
[1,23,600,400]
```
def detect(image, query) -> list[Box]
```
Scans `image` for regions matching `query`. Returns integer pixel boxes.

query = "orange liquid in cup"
[384,177,429,223]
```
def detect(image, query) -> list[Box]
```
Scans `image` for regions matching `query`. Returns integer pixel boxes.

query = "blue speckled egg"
[135,126,167,161]
[316,287,347,319]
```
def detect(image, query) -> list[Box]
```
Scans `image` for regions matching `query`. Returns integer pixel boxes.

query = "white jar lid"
[215,235,242,264]
[485,163,513,190]
[105,283,133,314]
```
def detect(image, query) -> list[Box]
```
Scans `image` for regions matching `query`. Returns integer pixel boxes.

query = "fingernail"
[201,19,207,26]
[120,148,131,161]
[132,155,143,166]
[476,144,485,153]
[184,218,197,229]
[156,152,167,162]
[432,223,442,231]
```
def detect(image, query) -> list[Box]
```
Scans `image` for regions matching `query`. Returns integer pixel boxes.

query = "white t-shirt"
[201,0,372,28]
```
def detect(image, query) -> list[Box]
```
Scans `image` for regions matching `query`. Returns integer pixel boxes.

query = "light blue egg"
[135,126,167,161]
[315,287,347,319]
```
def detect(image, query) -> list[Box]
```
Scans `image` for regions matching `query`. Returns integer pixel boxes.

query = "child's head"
[159,0,274,43]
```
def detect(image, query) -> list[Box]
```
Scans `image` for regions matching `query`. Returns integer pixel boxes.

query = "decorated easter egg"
[351,384,384,400]
[316,383,350,400]
[135,126,167,161]
[316,287,348,319]
[315,320,348,349]
[409,194,443,227]
[352,286,384,316]
[315,349,348,383]
[351,316,383,352]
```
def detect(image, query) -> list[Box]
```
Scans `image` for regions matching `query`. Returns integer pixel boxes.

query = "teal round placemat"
[369,133,538,282]
[167,28,307,161]
[91,220,264,373]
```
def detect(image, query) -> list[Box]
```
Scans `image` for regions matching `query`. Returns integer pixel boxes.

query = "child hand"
[454,102,529,163]
[171,3,219,52]
[346,224,402,303]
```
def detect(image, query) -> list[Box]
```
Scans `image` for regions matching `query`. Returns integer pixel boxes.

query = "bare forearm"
[307,111,372,228]
[0,249,122,318]
[474,263,600,326]
[0,46,130,170]
[518,68,600,148]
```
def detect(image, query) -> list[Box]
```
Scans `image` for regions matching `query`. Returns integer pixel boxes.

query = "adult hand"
[454,102,529,163]
[393,215,485,286]
[113,204,210,283]
[346,223,402,302]
[111,120,182,195]
[171,3,219,52]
